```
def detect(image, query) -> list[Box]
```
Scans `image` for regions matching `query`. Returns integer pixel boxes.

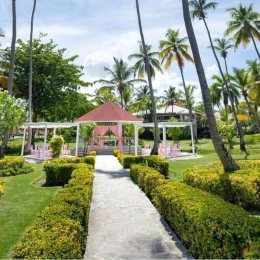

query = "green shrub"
[154,182,260,259]
[113,149,120,157]
[244,134,260,144]
[0,179,6,196]
[118,155,145,169]
[52,156,95,167]
[50,135,64,159]
[0,156,24,170]
[183,161,260,209]
[12,165,94,259]
[89,150,96,156]
[0,164,34,177]
[244,238,260,259]
[146,155,169,177]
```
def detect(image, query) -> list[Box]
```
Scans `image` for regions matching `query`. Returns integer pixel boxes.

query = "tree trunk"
[224,58,246,151]
[178,64,198,143]
[25,0,37,154]
[182,0,240,171]
[203,18,246,152]
[135,0,159,154]
[119,90,124,108]
[250,31,260,61]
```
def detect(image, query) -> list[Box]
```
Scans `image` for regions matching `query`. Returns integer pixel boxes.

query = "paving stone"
[84,155,192,260]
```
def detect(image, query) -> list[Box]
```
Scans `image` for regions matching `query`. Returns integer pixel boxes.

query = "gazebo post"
[43,124,48,160]
[75,123,80,157]
[191,124,195,154]
[135,123,138,156]
[118,122,123,152]
[21,126,26,156]
[163,125,167,158]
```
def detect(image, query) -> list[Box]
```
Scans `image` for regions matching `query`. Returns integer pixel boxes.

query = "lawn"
[0,163,60,259]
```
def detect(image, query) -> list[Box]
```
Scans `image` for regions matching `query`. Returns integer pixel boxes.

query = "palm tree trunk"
[135,0,159,154]
[224,58,246,151]
[25,0,37,154]
[178,64,198,143]
[119,90,124,108]
[250,31,260,61]
[203,18,246,151]
[182,0,240,171]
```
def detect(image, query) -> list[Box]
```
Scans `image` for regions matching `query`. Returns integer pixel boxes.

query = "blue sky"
[1,0,259,103]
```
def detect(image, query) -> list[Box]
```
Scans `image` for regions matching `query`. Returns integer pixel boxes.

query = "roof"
[75,101,142,123]
[134,105,202,116]
[23,122,79,128]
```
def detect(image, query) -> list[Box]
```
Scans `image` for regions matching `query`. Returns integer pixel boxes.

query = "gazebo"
[75,101,142,152]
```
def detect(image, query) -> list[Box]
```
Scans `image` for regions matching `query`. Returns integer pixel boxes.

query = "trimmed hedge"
[193,148,260,155]
[12,165,94,259]
[130,164,166,199]
[52,156,95,167]
[153,182,260,259]
[0,179,6,196]
[88,150,96,156]
[0,156,24,170]
[183,160,260,209]
[117,154,145,169]
[146,155,169,178]
[113,149,120,157]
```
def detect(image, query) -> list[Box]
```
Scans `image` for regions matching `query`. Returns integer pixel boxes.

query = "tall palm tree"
[159,29,195,139]
[128,42,163,79]
[231,68,260,132]
[225,4,260,60]
[190,0,246,151]
[182,0,240,170]
[163,86,182,115]
[95,57,144,108]
[25,0,37,154]
[135,0,160,154]
[89,87,117,106]
[135,85,150,115]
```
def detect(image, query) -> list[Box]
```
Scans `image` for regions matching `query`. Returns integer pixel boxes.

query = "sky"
[1,0,259,104]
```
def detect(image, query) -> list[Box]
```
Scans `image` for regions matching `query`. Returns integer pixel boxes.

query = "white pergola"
[21,122,80,159]
[134,122,195,158]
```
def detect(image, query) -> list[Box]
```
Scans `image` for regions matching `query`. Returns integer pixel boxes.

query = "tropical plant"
[49,135,64,159]
[128,42,163,79]
[95,58,143,108]
[167,117,183,142]
[217,120,236,150]
[134,85,150,115]
[79,123,96,156]
[163,86,182,115]
[182,0,240,170]
[135,0,160,154]
[89,87,117,106]
[225,3,260,60]
[159,29,196,140]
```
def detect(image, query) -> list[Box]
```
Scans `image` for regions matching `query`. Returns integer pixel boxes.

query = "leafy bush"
[183,160,260,209]
[5,143,22,155]
[0,164,34,177]
[50,135,64,159]
[244,238,260,259]
[146,155,169,177]
[0,179,6,196]
[244,134,260,144]
[88,150,96,156]
[154,182,260,259]
[118,154,145,169]
[52,156,95,167]
[0,156,24,170]
[113,149,120,157]
[12,165,94,259]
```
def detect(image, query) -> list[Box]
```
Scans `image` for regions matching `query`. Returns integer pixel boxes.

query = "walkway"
[84,155,191,260]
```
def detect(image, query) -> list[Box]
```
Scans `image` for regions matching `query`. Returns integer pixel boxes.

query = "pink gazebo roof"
[75,101,142,123]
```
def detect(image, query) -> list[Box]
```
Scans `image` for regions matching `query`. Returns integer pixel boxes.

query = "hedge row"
[193,148,260,155]
[12,165,94,259]
[146,155,169,177]
[117,154,145,168]
[0,179,6,196]
[52,156,95,167]
[130,164,260,259]
[183,160,260,209]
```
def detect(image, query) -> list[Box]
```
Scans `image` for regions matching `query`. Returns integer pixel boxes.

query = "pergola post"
[135,123,138,156]
[191,123,195,154]
[163,125,167,158]
[75,123,80,157]
[54,128,56,136]
[21,126,26,156]
[43,124,48,160]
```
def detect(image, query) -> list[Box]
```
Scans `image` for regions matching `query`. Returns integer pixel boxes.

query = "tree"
[79,123,96,156]
[182,0,240,170]
[225,3,260,60]
[135,0,160,154]
[49,135,64,159]
[159,29,196,141]
[0,89,27,158]
[134,85,150,115]
[231,68,260,132]
[163,86,182,115]
[89,87,117,106]
[167,117,183,142]
[189,0,246,151]
[95,58,144,108]
[128,42,163,79]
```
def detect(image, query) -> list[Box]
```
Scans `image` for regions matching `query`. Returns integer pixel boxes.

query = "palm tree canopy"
[230,68,251,93]
[128,42,163,79]
[163,86,182,107]
[247,59,260,105]
[159,29,194,69]
[225,3,260,49]
[212,37,234,59]
[0,28,4,38]
[179,84,197,108]
[189,0,218,20]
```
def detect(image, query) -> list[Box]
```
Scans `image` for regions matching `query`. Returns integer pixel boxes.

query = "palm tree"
[179,84,197,109]
[25,0,37,154]
[225,4,260,60]
[159,29,196,139]
[88,87,118,106]
[128,42,163,79]
[135,0,160,154]
[231,68,260,132]
[95,57,144,108]
[190,0,246,151]
[163,86,182,115]
[0,28,5,46]
[134,85,151,115]
[182,0,240,170]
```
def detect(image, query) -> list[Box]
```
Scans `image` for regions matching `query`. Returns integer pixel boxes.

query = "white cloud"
[206,64,219,79]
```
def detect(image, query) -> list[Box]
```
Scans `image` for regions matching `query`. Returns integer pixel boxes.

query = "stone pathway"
[84,155,192,260]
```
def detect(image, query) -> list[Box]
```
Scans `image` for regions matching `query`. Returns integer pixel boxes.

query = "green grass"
[0,163,60,259]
